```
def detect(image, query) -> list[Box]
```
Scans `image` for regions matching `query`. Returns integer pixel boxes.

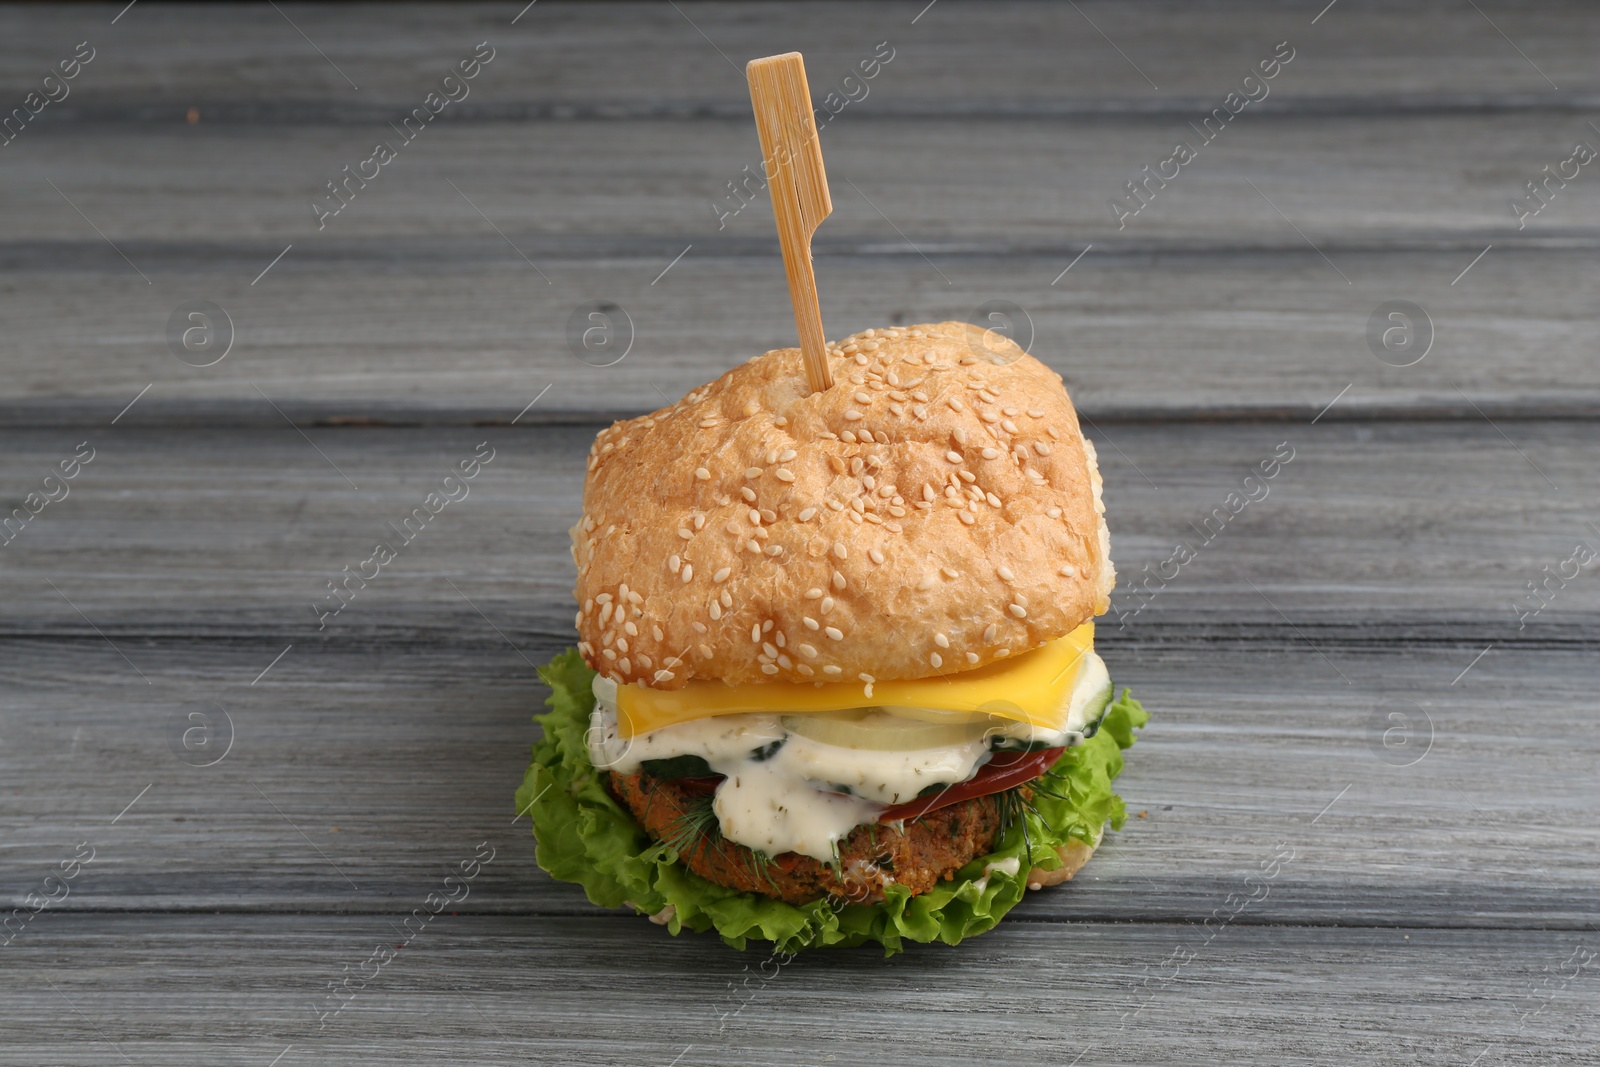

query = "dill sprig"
[657,790,778,889]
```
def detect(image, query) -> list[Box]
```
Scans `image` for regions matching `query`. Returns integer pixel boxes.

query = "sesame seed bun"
[570,322,1114,689]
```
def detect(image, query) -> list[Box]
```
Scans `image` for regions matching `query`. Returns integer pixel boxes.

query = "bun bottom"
[607,769,1096,906]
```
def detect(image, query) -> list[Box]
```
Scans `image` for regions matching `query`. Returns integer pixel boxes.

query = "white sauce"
[586,652,1111,862]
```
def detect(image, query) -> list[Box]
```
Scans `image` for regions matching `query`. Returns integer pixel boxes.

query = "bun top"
[570,322,1114,691]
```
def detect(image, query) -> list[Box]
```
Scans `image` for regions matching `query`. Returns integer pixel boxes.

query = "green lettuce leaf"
[516,648,1148,955]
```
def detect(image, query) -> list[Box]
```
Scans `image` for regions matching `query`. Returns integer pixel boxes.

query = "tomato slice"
[875,747,1064,822]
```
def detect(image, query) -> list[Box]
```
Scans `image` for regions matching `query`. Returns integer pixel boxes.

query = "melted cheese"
[588,648,1114,861]
[616,622,1095,737]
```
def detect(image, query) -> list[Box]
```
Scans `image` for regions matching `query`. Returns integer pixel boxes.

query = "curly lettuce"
[516,648,1148,955]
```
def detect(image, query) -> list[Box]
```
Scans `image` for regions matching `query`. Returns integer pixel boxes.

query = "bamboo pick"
[746,52,834,395]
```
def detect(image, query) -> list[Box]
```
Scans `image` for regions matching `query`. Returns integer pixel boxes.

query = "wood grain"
[3,248,1599,421]
[6,1,1600,113]
[5,112,1600,245]
[2,636,1595,925]
[0,424,1593,636]
[2,916,1594,1066]
[2,4,1597,1064]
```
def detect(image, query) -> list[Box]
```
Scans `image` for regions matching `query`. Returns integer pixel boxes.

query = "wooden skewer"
[746,52,834,395]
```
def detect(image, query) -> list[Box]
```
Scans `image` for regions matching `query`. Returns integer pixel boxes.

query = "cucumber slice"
[781,708,990,751]
[1078,681,1116,738]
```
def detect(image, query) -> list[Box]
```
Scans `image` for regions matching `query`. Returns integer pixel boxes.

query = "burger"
[517,321,1147,953]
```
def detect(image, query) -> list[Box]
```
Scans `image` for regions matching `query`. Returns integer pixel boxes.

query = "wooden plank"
[4,111,1600,247]
[5,0,1600,116]
[2,248,1597,421]
[1,635,1595,926]
[0,423,1593,636]
[2,915,1594,1065]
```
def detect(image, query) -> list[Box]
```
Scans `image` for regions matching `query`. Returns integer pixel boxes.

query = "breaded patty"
[608,769,1003,906]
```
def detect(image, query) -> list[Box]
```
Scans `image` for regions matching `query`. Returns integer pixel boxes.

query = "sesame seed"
[668,555,681,574]
[779,449,797,462]
[693,620,708,633]
[942,566,959,578]
[761,664,779,675]
[986,493,1002,508]
[803,616,820,630]
[713,567,732,583]
[694,467,710,481]
[763,641,779,658]
[981,447,1000,460]
[930,652,943,668]
[953,428,968,446]
[681,565,693,582]
[678,527,692,539]
[825,626,844,641]
[958,511,975,525]
[933,632,950,648]
[798,507,817,521]
[959,470,976,484]
[749,509,762,525]
[800,643,818,658]
[823,665,843,675]
[698,643,713,658]
[1002,419,1019,434]
[740,487,757,502]
[603,648,617,661]
[868,547,885,565]
[844,411,864,422]
[1047,507,1062,519]
[1009,603,1027,618]
[832,541,848,560]
[917,573,936,591]
[854,391,871,404]
[624,621,638,637]
[831,571,846,590]
[996,648,1010,657]
[746,539,760,553]
[821,595,835,612]
[945,451,962,463]
[775,468,795,482]
[966,652,980,664]
[949,398,965,412]
[653,625,665,641]
[750,623,762,643]
[720,590,732,607]
[1059,564,1078,577]
[998,565,1015,581]
[983,623,998,642]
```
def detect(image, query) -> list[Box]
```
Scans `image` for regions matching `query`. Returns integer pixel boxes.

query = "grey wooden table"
[3,2,1597,1064]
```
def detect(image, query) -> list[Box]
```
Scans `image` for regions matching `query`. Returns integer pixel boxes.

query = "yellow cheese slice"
[616,622,1094,737]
